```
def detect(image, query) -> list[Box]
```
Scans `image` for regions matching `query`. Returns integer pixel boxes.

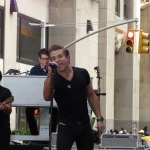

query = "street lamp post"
[29,20,55,48]
[29,20,55,150]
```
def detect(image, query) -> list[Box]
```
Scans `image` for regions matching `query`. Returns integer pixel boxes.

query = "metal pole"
[29,20,55,49]
[41,20,46,48]
[64,18,139,48]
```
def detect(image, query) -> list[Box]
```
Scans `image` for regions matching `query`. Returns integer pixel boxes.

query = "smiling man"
[43,44,105,150]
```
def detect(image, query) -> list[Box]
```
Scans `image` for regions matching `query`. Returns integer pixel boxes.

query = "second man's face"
[39,54,50,67]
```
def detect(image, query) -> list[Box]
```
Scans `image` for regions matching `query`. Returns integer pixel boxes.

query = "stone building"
[0,0,145,133]
[140,0,150,130]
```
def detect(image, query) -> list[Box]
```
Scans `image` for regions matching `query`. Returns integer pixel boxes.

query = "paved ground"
[10,143,149,150]
[44,144,143,150]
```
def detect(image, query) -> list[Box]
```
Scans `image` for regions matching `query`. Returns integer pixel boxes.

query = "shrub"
[11,129,24,135]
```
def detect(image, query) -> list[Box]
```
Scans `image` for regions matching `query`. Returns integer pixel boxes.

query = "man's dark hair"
[48,44,70,58]
[38,48,49,58]
[0,71,2,81]
[121,128,124,130]
[143,126,148,130]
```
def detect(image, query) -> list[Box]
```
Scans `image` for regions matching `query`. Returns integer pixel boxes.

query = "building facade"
[0,0,145,133]
[140,1,150,129]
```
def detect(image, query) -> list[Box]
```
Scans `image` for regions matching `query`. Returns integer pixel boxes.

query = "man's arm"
[87,83,101,119]
[87,82,105,132]
[43,65,55,101]
[0,103,12,114]
[43,74,52,101]
[1,89,12,114]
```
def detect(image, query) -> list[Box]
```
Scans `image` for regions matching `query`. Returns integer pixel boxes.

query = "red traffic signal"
[126,31,134,53]
[127,31,134,39]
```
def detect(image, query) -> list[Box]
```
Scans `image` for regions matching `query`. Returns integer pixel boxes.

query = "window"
[0,7,4,58]
[115,0,120,16]
[123,0,127,19]
[17,13,48,65]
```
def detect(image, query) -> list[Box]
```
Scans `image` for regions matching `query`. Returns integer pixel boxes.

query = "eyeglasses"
[41,58,49,61]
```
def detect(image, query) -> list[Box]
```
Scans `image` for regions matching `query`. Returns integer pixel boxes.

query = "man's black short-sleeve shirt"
[54,67,90,120]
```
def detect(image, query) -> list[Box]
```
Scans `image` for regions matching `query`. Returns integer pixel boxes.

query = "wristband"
[97,116,104,122]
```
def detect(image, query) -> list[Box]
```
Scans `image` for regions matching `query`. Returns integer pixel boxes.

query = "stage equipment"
[101,134,141,149]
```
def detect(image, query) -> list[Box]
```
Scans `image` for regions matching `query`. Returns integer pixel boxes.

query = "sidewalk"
[44,145,138,150]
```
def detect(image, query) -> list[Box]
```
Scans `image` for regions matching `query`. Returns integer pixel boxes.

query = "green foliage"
[11,129,31,144]
[24,129,31,135]
[11,129,24,135]
[11,128,31,135]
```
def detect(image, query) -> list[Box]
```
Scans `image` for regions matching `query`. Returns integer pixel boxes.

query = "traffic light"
[138,30,150,54]
[126,31,134,53]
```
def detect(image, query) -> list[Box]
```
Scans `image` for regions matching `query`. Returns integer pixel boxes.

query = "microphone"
[44,64,48,71]
[48,63,57,69]
[42,63,57,71]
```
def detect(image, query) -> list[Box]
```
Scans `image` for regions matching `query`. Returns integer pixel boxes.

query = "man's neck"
[58,66,73,80]
[40,63,44,69]
[40,63,47,72]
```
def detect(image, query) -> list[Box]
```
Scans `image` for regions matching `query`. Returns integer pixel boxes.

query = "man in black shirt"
[0,70,12,150]
[43,44,105,150]
[25,48,58,136]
